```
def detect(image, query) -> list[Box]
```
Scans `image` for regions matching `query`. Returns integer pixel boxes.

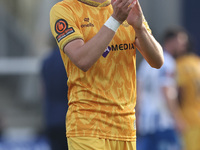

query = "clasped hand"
[111,0,143,30]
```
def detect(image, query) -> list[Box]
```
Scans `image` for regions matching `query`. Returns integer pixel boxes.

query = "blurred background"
[0,0,199,149]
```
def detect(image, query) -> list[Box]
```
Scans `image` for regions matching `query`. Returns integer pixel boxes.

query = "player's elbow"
[151,57,164,69]
[76,60,91,72]
[154,62,163,69]
[79,65,90,72]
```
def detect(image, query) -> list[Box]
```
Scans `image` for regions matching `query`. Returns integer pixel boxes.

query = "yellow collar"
[77,0,110,7]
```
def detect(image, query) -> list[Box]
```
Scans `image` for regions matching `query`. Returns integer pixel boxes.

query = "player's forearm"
[135,24,164,69]
[163,86,186,132]
[64,26,115,72]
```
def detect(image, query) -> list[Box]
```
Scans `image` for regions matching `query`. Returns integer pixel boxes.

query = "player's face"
[176,32,188,56]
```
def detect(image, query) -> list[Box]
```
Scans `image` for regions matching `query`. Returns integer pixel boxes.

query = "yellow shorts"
[67,137,136,150]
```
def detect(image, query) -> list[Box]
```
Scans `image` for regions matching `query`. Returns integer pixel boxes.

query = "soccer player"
[136,28,186,150]
[176,30,200,150]
[49,0,164,149]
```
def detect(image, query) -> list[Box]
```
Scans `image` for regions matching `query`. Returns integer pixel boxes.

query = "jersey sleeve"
[142,16,152,34]
[176,61,187,87]
[50,4,83,51]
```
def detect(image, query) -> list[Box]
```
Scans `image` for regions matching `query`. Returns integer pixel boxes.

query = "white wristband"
[104,16,121,32]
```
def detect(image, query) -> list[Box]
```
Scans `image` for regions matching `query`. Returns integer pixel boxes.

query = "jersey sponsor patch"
[55,19,75,42]
[102,46,111,58]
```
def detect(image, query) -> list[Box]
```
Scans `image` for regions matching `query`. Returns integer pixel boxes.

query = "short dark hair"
[162,27,195,53]
[162,27,187,44]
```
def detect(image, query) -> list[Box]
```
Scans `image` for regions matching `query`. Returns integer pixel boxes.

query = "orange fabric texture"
[67,137,136,150]
[176,54,200,127]
[176,54,200,150]
[50,0,151,141]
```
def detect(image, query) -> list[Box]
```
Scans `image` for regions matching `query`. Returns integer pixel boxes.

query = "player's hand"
[111,0,136,24]
[126,0,143,30]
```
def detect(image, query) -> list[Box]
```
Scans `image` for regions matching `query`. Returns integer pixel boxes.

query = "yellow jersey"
[50,0,151,141]
[176,54,200,127]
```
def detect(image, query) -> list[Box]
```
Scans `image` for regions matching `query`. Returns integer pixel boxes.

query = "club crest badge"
[55,19,75,42]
